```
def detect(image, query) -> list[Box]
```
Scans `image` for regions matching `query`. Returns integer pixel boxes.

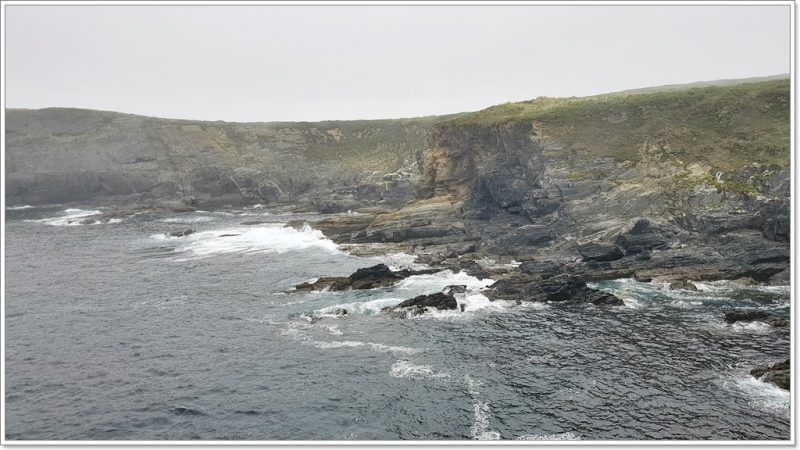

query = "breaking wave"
[151,224,341,260]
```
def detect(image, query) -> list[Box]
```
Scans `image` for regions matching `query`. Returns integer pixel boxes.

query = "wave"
[151,223,340,260]
[6,205,33,210]
[29,208,102,226]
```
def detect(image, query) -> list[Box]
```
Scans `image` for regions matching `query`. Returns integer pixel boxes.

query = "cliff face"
[312,80,789,288]
[6,108,433,210]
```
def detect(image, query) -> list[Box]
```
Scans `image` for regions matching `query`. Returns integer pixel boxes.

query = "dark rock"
[331,308,349,316]
[576,242,624,262]
[394,292,458,311]
[582,288,625,306]
[725,309,769,323]
[630,219,653,234]
[293,276,351,292]
[292,264,439,292]
[669,280,698,291]
[518,260,564,279]
[724,309,789,327]
[487,274,586,303]
[751,359,790,390]
[455,259,492,280]
[167,229,194,237]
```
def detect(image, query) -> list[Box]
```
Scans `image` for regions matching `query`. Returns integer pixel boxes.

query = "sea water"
[4,206,790,440]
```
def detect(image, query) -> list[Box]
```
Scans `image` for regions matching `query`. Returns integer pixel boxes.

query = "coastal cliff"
[5,79,791,284]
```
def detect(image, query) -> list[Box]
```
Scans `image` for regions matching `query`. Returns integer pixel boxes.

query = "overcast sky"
[5,4,792,122]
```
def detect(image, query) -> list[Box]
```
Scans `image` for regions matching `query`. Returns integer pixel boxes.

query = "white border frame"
[0,0,795,447]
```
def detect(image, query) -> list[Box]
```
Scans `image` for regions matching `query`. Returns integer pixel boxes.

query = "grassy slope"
[439,80,790,171]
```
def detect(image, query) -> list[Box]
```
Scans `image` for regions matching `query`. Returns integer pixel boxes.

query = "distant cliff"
[5,108,436,210]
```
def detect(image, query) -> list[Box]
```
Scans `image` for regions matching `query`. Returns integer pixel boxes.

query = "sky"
[4,3,792,122]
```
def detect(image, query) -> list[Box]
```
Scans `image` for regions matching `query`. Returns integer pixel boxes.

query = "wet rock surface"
[751,359,790,390]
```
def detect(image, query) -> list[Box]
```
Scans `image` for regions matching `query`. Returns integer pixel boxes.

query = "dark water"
[4,206,791,441]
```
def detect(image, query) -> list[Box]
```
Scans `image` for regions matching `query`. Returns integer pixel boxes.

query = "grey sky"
[5,4,792,122]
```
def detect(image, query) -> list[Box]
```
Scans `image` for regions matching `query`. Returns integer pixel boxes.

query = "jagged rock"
[669,280,698,291]
[724,309,789,327]
[166,229,194,237]
[751,359,790,390]
[576,242,624,262]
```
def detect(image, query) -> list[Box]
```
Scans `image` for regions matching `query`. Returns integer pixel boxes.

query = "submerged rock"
[750,359,790,390]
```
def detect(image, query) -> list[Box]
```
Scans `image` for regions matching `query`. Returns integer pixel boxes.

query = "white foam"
[30,208,101,226]
[280,323,421,355]
[395,270,494,292]
[722,373,790,418]
[517,432,581,441]
[6,205,33,210]
[694,280,790,295]
[668,300,703,309]
[152,224,340,260]
[162,216,215,223]
[471,401,501,440]
[731,321,773,334]
[316,297,403,317]
[390,360,451,380]
[325,325,343,336]
[464,374,501,440]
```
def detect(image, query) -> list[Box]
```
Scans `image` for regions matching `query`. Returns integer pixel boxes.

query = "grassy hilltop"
[440,79,790,171]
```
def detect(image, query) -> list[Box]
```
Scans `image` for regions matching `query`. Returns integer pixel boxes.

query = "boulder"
[576,242,624,262]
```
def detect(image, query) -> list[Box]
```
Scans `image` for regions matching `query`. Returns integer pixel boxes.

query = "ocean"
[4,206,791,440]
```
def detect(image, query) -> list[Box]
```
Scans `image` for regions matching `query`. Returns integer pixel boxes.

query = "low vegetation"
[439,80,790,170]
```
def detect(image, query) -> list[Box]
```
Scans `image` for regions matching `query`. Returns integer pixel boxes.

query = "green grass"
[438,80,790,170]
